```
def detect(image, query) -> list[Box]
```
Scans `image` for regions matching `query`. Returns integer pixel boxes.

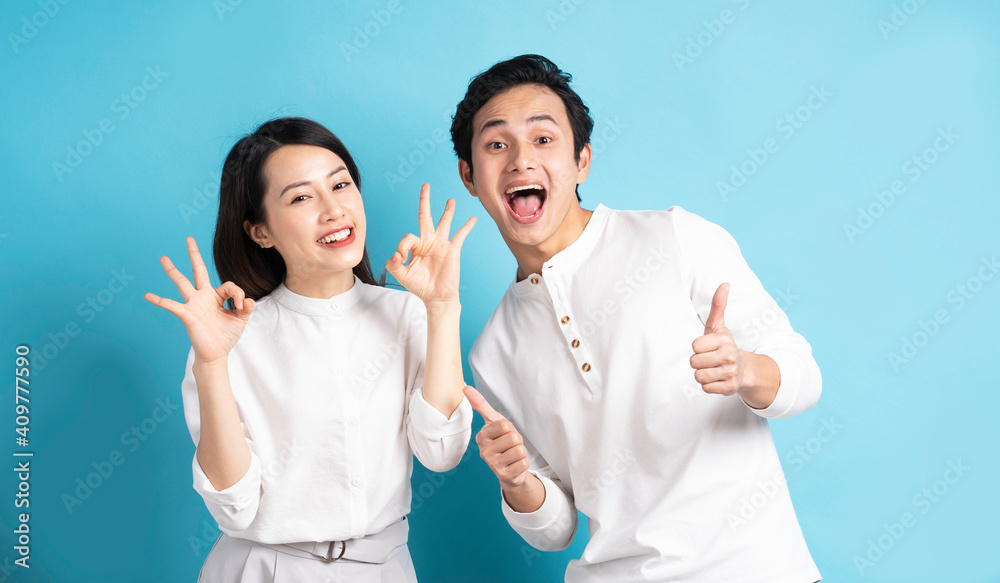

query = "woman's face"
[245,144,367,294]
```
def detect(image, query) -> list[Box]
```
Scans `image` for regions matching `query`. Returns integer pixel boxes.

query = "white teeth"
[318,228,351,243]
[505,184,544,195]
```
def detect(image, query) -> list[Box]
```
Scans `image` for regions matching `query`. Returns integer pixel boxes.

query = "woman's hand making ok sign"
[144,237,256,365]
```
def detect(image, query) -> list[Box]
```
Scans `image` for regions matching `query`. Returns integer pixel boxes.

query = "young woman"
[144,117,476,582]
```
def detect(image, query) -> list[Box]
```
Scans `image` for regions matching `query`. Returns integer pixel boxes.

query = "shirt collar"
[269,274,366,316]
[511,203,612,295]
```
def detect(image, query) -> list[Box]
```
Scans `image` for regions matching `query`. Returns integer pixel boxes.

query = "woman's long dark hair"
[213,117,384,300]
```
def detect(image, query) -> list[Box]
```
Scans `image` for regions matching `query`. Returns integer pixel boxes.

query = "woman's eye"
[538,136,552,144]
[333,181,350,190]
[292,194,308,203]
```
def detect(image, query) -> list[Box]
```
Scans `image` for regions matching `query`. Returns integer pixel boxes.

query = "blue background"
[2,1,998,581]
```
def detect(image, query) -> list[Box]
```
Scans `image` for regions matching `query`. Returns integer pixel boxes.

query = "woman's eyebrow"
[279,166,347,198]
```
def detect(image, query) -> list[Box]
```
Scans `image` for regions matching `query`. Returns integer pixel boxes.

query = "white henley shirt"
[469,205,822,582]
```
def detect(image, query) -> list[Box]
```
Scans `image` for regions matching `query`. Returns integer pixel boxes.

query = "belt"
[258,518,408,564]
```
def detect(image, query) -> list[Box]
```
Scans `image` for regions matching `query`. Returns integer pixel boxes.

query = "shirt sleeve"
[470,359,578,552]
[180,347,263,532]
[669,206,822,419]
[402,301,473,473]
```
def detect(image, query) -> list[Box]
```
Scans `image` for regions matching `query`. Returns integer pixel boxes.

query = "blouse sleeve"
[401,301,473,472]
[180,347,263,532]
[668,206,822,419]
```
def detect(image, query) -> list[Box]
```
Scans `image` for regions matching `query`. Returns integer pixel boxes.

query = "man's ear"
[575,143,592,186]
[243,219,271,248]
[459,159,479,198]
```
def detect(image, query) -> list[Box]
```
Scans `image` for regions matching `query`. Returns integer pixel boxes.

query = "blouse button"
[561,316,570,325]
[582,363,591,372]
[530,276,539,285]
[571,339,580,348]
[351,478,361,487]
[348,419,357,428]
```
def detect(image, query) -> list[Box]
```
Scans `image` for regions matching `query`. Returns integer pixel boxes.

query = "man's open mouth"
[504,184,546,223]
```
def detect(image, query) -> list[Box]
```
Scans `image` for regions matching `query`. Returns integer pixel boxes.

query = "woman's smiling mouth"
[317,227,355,248]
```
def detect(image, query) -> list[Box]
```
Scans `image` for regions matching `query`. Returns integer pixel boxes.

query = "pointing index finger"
[464,385,505,424]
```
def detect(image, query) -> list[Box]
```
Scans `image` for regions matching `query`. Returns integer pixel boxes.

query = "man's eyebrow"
[279,166,347,198]
[527,114,557,125]
[479,119,506,134]
[478,114,559,136]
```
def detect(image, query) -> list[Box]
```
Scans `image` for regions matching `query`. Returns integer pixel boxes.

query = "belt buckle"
[322,540,346,562]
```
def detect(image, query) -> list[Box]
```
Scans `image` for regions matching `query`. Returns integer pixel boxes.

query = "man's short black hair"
[450,54,594,201]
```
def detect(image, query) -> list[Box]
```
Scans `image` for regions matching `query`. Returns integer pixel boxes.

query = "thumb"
[463,385,505,424]
[385,252,402,274]
[236,298,256,321]
[704,282,730,333]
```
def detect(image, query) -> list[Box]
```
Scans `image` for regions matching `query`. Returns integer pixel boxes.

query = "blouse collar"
[269,274,366,316]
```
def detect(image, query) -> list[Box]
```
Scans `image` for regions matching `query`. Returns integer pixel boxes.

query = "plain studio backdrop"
[1,1,998,582]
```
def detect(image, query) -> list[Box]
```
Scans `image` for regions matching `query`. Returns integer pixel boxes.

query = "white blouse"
[181,276,472,544]
[471,205,822,582]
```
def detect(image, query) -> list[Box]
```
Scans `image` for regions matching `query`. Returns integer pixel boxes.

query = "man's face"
[460,84,591,250]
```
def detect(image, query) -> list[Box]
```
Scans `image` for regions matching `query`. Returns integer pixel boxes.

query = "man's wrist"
[501,473,545,514]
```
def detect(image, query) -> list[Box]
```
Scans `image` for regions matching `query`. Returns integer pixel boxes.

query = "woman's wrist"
[423,298,461,317]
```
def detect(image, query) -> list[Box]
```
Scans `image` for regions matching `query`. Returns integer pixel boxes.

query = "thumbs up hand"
[690,282,745,396]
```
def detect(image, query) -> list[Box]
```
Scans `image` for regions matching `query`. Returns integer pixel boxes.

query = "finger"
[702,380,737,396]
[704,282,730,333]
[450,216,477,250]
[143,292,186,320]
[690,351,724,369]
[691,333,725,355]
[389,234,420,274]
[497,458,531,484]
[479,419,518,441]
[435,198,456,238]
[417,183,434,239]
[187,237,212,290]
[694,366,730,385]
[487,430,523,454]
[491,445,529,468]
[240,297,256,316]
[216,281,246,310]
[464,385,505,424]
[385,252,403,274]
[160,255,195,300]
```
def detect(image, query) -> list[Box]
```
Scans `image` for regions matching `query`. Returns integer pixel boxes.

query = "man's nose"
[508,140,538,172]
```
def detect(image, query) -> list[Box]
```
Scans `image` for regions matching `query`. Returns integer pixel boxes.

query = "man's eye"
[538,136,552,144]
[489,142,507,150]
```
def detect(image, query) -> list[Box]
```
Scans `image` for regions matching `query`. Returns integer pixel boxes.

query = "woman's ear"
[243,219,271,248]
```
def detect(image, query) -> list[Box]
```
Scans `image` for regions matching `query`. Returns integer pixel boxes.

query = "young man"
[452,54,822,582]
